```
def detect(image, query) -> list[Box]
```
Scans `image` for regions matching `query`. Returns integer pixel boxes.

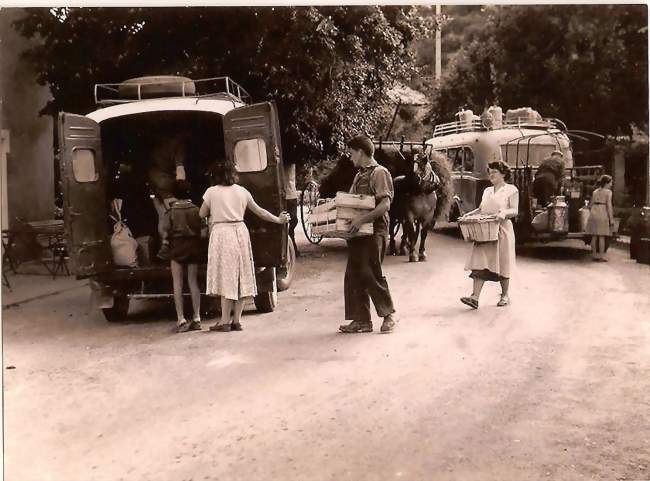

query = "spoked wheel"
[300,182,323,245]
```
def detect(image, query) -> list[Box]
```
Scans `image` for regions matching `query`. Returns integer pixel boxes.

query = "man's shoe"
[380,315,397,333]
[339,320,373,333]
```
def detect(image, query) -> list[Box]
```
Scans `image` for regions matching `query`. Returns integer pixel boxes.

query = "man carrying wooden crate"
[339,135,397,334]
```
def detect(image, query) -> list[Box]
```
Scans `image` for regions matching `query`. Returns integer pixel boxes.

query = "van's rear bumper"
[89,265,277,306]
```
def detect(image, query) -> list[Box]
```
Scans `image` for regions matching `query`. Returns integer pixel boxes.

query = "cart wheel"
[102,296,130,322]
[277,241,296,292]
[300,183,323,245]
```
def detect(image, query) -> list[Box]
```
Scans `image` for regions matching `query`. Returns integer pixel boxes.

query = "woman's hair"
[487,160,512,182]
[174,179,192,199]
[596,174,613,188]
[209,160,238,186]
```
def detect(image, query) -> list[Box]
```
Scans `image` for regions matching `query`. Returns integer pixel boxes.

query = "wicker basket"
[458,215,499,242]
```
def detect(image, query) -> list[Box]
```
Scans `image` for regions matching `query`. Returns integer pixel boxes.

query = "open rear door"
[58,113,112,278]
[223,102,287,267]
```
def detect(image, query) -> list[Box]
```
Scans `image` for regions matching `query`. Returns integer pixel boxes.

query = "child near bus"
[166,180,204,332]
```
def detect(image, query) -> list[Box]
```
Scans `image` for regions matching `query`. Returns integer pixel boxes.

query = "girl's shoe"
[460,296,479,309]
[176,320,191,333]
[231,322,243,331]
[497,295,510,307]
[209,323,231,332]
[189,320,202,331]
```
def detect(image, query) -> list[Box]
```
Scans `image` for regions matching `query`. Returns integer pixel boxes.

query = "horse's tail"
[430,151,453,220]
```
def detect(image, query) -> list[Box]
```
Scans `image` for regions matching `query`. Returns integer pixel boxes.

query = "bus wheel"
[102,296,130,322]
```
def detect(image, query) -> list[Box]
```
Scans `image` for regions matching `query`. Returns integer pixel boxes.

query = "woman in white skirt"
[459,160,519,309]
[199,162,289,332]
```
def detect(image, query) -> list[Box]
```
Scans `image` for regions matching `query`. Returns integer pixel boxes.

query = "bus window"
[501,144,556,167]
[463,147,475,172]
[448,147,463,171]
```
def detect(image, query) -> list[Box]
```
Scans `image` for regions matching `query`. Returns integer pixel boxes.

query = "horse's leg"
[388,217,397,256]
[399,228,408,256]
[404,212,418,262]
[419,194,437,262]
[412,221,421,262]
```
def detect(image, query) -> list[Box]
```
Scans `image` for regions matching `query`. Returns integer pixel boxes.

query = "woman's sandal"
[460,296,479,309]
[189,320,202,331]
[497,295,510,307]
[231,323,243,331]
[209,323,232,332]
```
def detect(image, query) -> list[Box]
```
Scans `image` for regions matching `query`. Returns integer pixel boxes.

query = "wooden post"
[435,4,442,85]
[1,128,9,231]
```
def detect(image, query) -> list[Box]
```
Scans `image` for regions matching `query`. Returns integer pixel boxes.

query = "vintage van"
[425,107,602,242]
[58,76,295,321]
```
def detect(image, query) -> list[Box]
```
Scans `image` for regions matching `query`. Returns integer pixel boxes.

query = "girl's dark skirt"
[170,237,205,264]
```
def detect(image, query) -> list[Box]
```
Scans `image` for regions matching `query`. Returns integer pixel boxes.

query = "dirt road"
[3,231,649,481]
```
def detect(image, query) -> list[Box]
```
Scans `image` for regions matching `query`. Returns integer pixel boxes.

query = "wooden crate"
[334,191,375,209]
[458,215,499,242]
[308,193,375,239]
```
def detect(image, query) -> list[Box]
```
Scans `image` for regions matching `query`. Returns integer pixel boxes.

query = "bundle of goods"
[308,192,375,239]
[458,214,500,242]
[505,107,543,124]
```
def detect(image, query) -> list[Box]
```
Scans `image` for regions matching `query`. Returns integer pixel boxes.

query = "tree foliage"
[433,5,648,137]
[12,6,428,167]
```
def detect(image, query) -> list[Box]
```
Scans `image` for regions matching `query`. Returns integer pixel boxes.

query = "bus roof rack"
[432,117,562,137]
[94,76,251,106]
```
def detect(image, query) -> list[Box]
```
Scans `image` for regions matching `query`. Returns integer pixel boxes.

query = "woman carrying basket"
[199,162,290,332]
[459,161,519,309]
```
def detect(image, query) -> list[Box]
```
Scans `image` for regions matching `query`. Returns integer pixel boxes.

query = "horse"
[376,147,452,262]
[317,144,452,262]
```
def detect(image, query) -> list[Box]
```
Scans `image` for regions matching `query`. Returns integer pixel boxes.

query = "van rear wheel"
[277,241,296,292]
[254,280,278,313]
[102,296,130,322]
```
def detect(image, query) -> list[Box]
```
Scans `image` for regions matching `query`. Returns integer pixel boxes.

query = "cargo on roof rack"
[94,75,251,106]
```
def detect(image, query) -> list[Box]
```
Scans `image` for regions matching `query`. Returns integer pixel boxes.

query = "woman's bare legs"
[171,260,185,324]
[187,263,201,321]
[598,236,607,261]
[232,298,246,327]
[591,236,600,259]
[500,278,510,297]
[472,278,485,300]
[220,297,234,326]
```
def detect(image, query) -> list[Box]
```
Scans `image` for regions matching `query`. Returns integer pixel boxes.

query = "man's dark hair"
[209,160,238,186]
[347,135,374,158]
[174,179,193,198]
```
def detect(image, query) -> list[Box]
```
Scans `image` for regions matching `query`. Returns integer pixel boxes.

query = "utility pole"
[435,4,442,85]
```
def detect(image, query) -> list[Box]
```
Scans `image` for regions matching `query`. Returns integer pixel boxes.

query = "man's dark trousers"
[344,234,395,323]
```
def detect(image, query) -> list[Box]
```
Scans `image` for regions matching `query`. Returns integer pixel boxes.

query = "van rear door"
[223,102,287,267]
[58,113,113,277]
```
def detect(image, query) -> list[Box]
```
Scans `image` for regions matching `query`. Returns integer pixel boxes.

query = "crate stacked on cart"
[308,192,375,239]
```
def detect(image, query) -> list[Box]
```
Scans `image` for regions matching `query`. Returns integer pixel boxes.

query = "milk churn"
[548,195,569,234]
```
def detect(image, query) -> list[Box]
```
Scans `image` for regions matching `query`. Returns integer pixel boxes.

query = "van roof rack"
[432,117,561,137]
[94,76,251,106]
